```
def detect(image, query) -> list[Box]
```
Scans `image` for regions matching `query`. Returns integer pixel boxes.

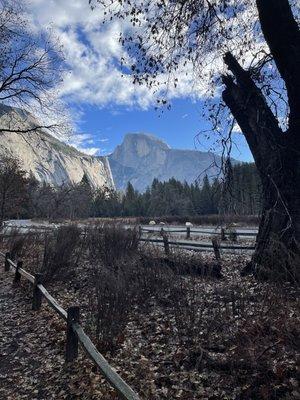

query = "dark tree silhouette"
[91,0,300,279]
[0,156,28,224]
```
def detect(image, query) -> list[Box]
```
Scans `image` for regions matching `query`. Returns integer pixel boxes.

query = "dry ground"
[0,241,299,399]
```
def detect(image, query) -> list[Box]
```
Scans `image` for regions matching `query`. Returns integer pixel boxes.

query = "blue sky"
[76,99,253,161]
[26,0,253,162]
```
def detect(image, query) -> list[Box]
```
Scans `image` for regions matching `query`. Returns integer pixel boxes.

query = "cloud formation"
[24,1,270,157]
[26,0,205,110]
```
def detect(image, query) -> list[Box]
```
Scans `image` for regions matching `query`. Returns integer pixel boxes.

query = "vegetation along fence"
[1,223,256,258]
[0,251,140,400]
[139,227,256,257]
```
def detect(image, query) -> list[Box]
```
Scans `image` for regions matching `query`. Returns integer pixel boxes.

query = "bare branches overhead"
[0,0,67,135]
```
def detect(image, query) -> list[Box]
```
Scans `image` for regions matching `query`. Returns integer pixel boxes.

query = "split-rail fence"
[0,251,140,400]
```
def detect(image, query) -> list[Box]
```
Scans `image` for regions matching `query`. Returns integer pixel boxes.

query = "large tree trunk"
[222,52,300,280]
[220,0,300,280]
[253,158,300,280]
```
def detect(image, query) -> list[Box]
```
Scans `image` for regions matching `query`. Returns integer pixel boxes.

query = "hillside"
[0,104,114,189]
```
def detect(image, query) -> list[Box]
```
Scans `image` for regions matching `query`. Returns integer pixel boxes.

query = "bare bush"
[85,225,178,352]
[127,249,176,306]
[6,228,28,260]
[40,225,82,283]
[88,265,132,353]
[86,223,139,267]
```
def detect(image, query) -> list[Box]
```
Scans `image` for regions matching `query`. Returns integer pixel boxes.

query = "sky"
[25,0,253,162]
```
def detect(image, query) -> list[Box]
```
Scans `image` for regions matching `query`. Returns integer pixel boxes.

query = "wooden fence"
[140,231,256,257]
[140,226,258,239]
[0,251,140,400]
[1,224,256,258]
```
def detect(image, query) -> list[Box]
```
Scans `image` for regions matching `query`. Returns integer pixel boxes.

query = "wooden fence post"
[221,228,226,241]
[162,234,170,256]
[4,252,10,272]
[211,237,221,262]
[13,260,22,284]
[228,228,238,242]
[232,230,238,242]
[186,227,191,239]
[66,306,80,362]
[138,225,142,237]
[32,273,43,311]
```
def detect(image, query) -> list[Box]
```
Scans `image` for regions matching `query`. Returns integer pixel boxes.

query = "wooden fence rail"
[140,226,258,237]
[140,236,255,253]
[0,251,140,400]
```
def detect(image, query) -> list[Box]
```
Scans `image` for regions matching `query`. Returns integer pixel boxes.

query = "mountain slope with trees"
[0,104,114,189]
[0,154,261,224]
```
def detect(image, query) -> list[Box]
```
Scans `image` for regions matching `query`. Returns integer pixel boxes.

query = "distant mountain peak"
[123,132,171,150]
[109,132,229,192]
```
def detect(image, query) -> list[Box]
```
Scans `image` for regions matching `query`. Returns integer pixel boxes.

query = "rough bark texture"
[222,0,300,280]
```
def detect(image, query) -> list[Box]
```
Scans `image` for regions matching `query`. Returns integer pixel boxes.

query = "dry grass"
[0,224,298,399]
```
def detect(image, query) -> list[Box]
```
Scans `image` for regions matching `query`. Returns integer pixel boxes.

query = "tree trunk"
[220,0,300,280]
[252,155,300,281]
[222,52,300,281]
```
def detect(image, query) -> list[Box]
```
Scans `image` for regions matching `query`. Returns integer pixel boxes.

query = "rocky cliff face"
[0,104,114,189]
[109,133,225,191]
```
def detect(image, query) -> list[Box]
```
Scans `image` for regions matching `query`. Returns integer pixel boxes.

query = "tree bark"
[220,0,300,280]
[222,52,300,280]
[256,0,300,135]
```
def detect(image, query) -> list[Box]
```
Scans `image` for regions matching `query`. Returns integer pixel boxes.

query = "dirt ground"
[0,242,299,399]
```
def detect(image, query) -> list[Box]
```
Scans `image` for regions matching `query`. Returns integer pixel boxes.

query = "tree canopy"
[91,0,300,278]
[0,0,67,135]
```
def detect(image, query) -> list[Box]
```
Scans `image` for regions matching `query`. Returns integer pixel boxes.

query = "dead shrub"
[85,227,178,352]
[88,264,132,353]
[85,225,221,355]
[87,258,175,352]
[86,223,139,267]
[129,250,176,305]
[6,228,28,260]
[40,225,82,283]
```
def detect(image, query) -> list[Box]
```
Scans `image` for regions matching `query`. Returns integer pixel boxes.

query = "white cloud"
[25,0,208,110]
[78,147,100,156]
[25,0,274,113]
[66,132,101,155]
[23,0,272,155]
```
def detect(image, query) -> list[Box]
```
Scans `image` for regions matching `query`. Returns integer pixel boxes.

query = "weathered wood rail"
[140,226,258,238]
[140,236,255,250]
[140,236,255,258]
[0,251,140,400]
[139,224,256,258]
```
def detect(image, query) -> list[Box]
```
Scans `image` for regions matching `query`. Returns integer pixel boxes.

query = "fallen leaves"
[0,246,299,399]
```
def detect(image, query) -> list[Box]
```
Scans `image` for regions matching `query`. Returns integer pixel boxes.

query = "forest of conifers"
[120,163,262,218]
[0,157,261,221]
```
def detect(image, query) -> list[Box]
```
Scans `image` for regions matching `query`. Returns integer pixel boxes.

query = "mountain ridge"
[0,104,114,189]
[109,132,228,192]
[0,105,236,193]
